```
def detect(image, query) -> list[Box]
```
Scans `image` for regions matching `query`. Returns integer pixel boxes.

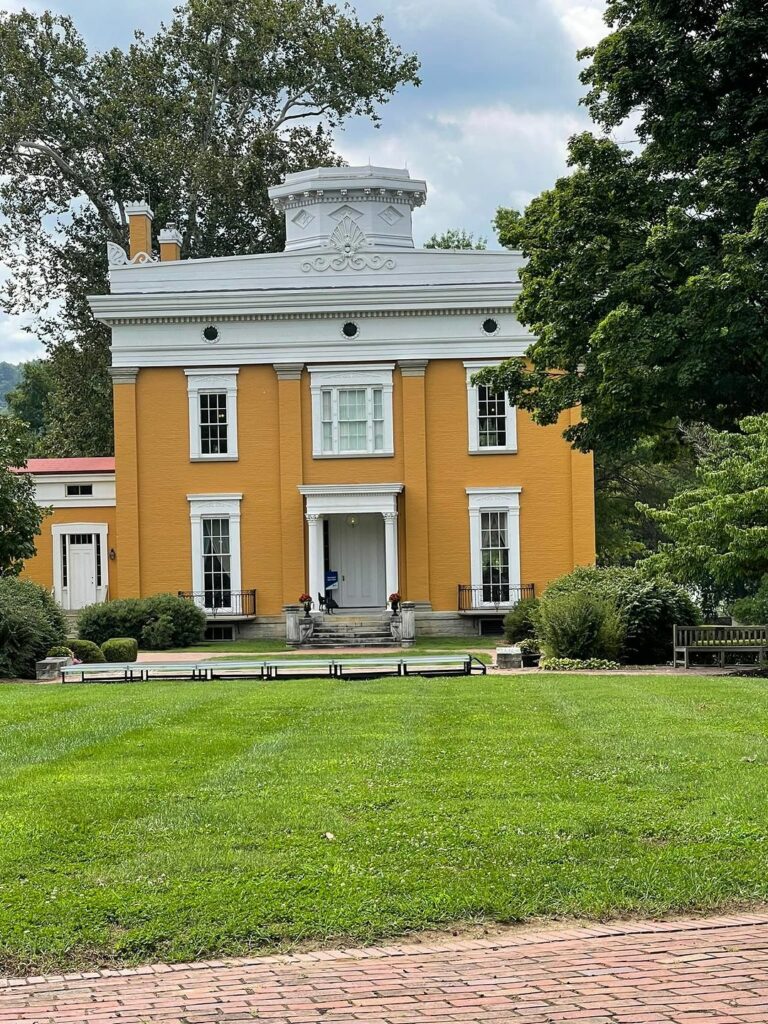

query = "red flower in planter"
[299,594,312,604]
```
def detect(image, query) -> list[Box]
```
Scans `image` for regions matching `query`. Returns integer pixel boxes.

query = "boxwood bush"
[543,566,700,664]
[0,578,67,679]
[47,645,75,659]
[536,592,626,661]
[69,639,106,663]
[78,594,206,649]
[503,597,539,643]
[101,637,139,662]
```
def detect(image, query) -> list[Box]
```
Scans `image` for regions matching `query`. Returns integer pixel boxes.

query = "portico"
[299,484,403,611]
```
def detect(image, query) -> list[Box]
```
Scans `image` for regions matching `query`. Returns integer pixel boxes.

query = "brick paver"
[3,913,768,1023]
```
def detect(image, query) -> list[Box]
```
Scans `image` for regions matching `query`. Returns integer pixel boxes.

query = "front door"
[328,514,386,608]
[68,535,98,609]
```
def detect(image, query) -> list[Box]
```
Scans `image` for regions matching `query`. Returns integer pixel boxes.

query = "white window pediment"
[309,363,394,458]
[464,361,518,454]
[185,367,239,462]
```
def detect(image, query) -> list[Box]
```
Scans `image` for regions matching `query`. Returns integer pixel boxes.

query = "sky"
[0,0,609,364]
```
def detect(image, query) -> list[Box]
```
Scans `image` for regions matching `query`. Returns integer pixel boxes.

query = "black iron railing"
[178,590,257,618]
[458,583,535,612]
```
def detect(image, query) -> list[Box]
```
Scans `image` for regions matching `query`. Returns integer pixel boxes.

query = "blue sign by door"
[325,570,339,591]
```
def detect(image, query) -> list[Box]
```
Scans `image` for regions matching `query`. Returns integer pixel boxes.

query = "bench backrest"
[675,625,768,646]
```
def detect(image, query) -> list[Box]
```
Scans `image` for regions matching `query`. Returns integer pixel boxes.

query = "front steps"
[302,612,395,648]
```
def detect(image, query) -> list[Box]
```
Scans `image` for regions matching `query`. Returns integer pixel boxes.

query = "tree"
[480,1,768,458]
[0,1,420,454]
[0,362,20,412]
[424,228,487,250]
[641,416,768,612]
[0,417,47,576]
[6,360,54,440]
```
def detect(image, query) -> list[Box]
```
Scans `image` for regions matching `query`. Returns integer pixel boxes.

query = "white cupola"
[268,165,427,252]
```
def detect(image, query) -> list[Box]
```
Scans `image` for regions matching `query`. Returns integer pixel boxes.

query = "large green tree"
[642,416,768,612]
[480,0,768,458]
[0,0,419,455]
[0,417,47,576]
[5,360,54,442]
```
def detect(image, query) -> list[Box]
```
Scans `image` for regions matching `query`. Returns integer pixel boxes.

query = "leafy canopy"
[423,228,487,250]
[482,0,768,457]
[0,0,420,455]
[0,418,48,576]
[642,416,768,606]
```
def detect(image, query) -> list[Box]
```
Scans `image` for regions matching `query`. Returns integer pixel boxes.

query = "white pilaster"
[306,514,325,612]
[383,512,399,598]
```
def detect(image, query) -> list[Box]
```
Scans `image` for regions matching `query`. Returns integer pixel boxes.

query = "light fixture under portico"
[298,484,403,611]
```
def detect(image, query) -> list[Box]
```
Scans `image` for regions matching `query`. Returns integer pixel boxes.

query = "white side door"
[68,536,98,609]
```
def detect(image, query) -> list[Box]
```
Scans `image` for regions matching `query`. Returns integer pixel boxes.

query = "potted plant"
[389,592,401,614]
[299,593,313,617]
[519,637,541,667]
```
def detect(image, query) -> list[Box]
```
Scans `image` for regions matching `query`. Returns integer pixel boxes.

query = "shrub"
[101,637,139,663]
[732,576,768,624]
[540,657,622,671]
[503,597,539,643]
[0,578,65,679]
[544,566,700,663]
[69,638,106,663]
[518,637,540,656]
[141,613,177,651]
[78,594,206,649]
[536,592,626,661]
[47,645,74,659]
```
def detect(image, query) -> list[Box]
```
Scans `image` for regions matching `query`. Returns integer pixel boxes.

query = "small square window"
[66,484,93,497]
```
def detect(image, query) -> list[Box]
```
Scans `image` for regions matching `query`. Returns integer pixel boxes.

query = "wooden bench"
[60,654,486,684]
[673,625,768,668]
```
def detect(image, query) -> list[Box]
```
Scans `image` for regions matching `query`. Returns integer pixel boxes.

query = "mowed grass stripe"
[1,674,768,973]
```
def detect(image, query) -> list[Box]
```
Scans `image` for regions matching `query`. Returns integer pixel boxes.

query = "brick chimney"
[124,201,154,260]
[158,222,183,261]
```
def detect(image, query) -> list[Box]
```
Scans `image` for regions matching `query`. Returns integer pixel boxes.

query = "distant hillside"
[0,362,21,412]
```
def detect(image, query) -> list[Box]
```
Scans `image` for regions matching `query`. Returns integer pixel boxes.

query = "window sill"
[312,451,395,460]
[190,454,240,463]
[468,448,518,456]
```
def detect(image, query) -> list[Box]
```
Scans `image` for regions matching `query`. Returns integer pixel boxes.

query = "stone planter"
[35,656,71,683]
[496,646,522,670]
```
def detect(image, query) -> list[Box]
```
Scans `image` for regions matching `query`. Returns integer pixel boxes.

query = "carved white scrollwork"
[106,242,158,267]
[301,215,397,273]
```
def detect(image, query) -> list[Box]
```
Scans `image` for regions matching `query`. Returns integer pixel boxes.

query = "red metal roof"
[16,457,116,475]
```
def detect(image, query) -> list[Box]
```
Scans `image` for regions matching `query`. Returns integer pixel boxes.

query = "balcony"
[178,590,258,620]
[458,584,535,614]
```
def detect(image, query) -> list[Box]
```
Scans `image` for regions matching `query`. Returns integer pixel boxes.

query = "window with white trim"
[310,364,394,458]
[188,494,242,612]
[465,362,517,454]
[467,488,522,606]
[185,368,239,461]
[202,517,231,609]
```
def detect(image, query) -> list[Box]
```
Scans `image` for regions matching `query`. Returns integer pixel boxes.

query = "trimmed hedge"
[101,637,139,662]
[543,566,701,664]
[78,594,206,650]
[69,639,106,663]
[47,645,75,659]
[0,578,67,679]
[537,592,626,661]
[503,597,539,643]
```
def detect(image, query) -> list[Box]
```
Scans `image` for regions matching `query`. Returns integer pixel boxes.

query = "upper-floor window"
[465,361,518,454]
[310,364,394,458]
[185,368,239,461]
[66,484,93,497]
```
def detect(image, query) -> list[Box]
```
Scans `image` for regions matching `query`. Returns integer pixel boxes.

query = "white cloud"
[337,103,588,245]
[545,0,606,50]
[0,314,44,364]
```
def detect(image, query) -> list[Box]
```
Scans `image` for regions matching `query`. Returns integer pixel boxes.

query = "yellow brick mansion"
[20,165,596,640]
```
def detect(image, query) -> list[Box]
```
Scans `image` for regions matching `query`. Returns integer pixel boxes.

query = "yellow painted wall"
[20,506,119,596]
[124,359,595,615]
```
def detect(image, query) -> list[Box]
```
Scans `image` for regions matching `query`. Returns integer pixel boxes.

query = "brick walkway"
[3,914,768,1023]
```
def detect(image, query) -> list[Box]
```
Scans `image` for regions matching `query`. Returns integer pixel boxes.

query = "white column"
[306,514,324,613]
[383,512,399,599]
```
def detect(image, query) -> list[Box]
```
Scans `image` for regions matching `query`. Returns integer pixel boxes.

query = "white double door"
[327,514,386,608]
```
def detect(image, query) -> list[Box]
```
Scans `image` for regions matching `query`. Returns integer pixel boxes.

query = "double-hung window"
[465,362,517,454]
[310,364,394,457]
[467,488,522,607]
[188,494,242,613]
[185,368,239,461]
[202,517,231,609]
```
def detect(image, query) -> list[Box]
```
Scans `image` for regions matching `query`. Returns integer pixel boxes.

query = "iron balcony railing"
[178,589,257,618]
[458,583,535,612]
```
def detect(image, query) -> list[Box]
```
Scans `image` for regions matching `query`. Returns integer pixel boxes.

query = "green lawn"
[2,673,768,973]
[165,633,499,654]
